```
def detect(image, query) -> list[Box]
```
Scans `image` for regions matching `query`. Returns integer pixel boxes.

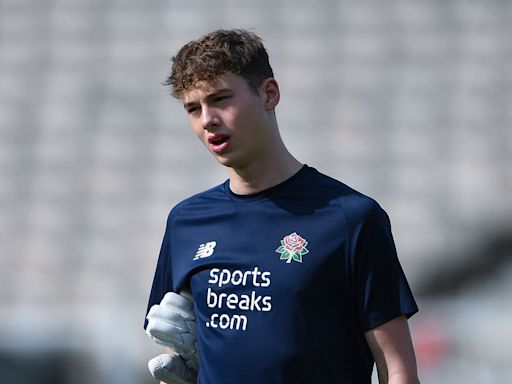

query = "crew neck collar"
[224,164,309,202]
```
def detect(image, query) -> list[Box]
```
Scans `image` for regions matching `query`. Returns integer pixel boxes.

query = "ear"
[261,78,280,111]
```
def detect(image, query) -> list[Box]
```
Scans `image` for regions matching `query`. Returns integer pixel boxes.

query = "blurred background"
[1,0,511,382]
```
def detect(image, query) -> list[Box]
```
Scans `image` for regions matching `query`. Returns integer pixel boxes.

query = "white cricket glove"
[147,353,197,384]
[146,289,198,383]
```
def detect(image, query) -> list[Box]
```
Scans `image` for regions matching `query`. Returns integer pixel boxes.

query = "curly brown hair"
[165,29,274,99]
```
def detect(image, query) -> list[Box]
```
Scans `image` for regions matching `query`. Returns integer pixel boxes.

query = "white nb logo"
[193,241,217,260]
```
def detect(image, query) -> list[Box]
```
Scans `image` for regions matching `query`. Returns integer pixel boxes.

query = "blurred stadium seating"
[1,0,511,382]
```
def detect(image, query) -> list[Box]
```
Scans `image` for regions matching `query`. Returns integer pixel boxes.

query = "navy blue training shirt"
[145,165,418,383]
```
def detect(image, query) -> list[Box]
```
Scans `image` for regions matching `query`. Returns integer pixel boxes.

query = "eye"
[213,95,230,103]
[186,105,201,115]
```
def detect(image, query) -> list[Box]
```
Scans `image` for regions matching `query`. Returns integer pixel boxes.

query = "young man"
[145,29,419,384]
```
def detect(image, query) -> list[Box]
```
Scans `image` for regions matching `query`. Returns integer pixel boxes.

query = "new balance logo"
[193,241,217,260]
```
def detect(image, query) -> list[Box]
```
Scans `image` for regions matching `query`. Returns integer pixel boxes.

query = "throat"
[228,160,303,195]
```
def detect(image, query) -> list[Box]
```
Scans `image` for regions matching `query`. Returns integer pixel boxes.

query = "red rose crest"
[275,232,309,263]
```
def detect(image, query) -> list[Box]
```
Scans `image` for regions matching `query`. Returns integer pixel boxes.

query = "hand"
[146,289,199,372]
[148,353,197,384]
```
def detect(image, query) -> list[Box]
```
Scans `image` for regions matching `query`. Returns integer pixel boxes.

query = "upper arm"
[365,316,419,384]
[145,214,174,329]
[349,202,418,331]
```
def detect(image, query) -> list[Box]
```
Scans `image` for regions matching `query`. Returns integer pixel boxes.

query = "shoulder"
[166,182,228,223]
[305,166,385,222]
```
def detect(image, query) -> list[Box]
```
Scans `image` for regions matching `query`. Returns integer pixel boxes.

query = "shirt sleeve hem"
[362,306,419,332]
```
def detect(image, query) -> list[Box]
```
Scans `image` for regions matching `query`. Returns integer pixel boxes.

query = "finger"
[146,319,197,349]
[147,305,196,325]
[146,330,200,372]
[145,330,199,372]
[148,354,197,384]
[146,308,197,338]
[146,320,188,345]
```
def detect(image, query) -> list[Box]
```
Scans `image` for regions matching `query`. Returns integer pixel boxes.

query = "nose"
[201,105,220,131]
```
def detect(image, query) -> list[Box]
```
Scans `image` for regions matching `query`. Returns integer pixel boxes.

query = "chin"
[214,155,235,168]
[211,149,252,170]
[215,155,249,171]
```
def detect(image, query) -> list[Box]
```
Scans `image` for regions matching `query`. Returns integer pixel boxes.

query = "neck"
[227,144,303,195]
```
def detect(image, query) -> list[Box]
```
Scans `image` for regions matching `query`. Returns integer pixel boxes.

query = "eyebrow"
[183,88,232,110]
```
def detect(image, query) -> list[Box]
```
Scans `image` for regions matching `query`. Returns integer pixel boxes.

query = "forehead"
[181,73,249,104]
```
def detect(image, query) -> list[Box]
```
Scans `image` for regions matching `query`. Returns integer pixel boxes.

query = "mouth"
[207,134,230,154]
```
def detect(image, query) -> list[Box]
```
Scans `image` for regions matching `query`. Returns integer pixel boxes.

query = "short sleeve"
[143,214,174,329]
[352,202,418,332]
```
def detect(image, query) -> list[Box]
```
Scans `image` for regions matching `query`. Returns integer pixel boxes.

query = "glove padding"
[148,353,197,384]
[146,289,199,371]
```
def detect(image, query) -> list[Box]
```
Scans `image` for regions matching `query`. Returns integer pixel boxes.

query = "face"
[182,72,279,170]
